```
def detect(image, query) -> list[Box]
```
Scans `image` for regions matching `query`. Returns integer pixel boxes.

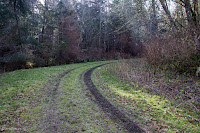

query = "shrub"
[2,53,30,71]
[33,56,46,67]
[85,48,104,61]
[143,33,200,75]
[72,58,87,63]
[98,58,107,61]
[105,51,132,60]
[115,56,120,60]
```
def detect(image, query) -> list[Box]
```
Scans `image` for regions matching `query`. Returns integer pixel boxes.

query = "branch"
[159,0,178,29]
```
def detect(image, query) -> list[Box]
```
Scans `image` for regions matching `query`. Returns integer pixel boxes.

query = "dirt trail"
[41,68,76,132]
[84,64,145,133]
[36,63,144,132]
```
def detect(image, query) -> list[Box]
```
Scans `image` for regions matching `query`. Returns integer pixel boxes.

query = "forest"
[0,0,199,73]
[0,0,200,132]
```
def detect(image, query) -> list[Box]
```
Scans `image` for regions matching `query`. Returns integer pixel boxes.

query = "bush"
[143,33,200,75]
[33,56,46,67]
[72,58,87,63]
[85,48,104,61]
[2,53,30,71]
[105,51,132,60]
[98,58,107,61]
[115,56,121,60]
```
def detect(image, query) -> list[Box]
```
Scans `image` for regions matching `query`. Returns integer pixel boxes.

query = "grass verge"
[92,61,200,132]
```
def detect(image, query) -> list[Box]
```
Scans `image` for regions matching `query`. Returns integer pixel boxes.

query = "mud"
[84,64,145,133]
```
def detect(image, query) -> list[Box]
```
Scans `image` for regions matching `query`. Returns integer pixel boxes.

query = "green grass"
[51,64,124,132]
[0,63,86,132]
[92,64,200,132]
[2,59,199,132]
[0,61,125,132]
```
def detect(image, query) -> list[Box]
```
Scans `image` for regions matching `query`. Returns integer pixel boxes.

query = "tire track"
[84,64,145,133]
[37,63,102,132]
[41,68,76,132]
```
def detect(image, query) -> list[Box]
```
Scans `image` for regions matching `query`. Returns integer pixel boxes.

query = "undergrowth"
[144,34,200,75]
[93,60,200,132]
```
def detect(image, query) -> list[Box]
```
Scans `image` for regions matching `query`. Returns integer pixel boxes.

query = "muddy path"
[84,64,145,133]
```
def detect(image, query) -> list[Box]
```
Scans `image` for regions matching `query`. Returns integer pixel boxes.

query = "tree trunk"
[183,0,200,55]
[152,0,158,35]
[14,0,21,46]
[159,0,177,28]
[194,33,200,55]
[99,3,102,48]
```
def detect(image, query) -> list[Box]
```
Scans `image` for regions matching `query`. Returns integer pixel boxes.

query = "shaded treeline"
[0,0,200,74]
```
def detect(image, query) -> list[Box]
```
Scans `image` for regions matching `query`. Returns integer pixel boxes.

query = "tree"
[159,0,177,28]
[0,0,36,71]
[151,0,158,35]
[159,0,200,55]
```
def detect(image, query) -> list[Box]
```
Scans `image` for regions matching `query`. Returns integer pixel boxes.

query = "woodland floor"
[0,60,199,132]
